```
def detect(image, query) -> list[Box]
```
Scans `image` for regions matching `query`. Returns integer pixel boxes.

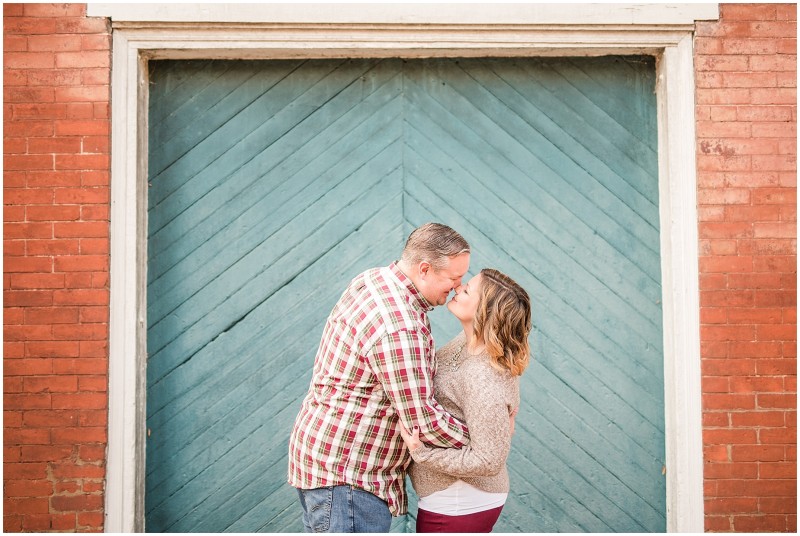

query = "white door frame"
[91,3,718,532]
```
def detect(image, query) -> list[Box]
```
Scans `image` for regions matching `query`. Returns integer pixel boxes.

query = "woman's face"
[446,273,482,323]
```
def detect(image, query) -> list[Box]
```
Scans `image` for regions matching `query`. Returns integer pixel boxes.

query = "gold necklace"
[446,340,467,369]
[442,339,480,370]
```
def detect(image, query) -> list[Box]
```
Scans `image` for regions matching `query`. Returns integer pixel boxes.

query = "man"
[288,223,471,532]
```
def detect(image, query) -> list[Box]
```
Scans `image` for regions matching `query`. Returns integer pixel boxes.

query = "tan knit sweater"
[408,332,520,498]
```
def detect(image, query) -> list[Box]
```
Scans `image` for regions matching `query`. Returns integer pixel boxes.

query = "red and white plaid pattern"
[288,263,469,515]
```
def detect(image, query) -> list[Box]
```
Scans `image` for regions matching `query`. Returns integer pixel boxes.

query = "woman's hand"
[398,421,422,452]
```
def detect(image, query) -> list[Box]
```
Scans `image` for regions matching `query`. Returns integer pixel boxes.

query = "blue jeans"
[297,485,392,533]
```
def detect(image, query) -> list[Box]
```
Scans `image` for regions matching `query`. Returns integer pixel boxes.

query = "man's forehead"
[440,256,469,278]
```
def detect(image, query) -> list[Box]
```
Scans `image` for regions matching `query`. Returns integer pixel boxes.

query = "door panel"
[146,57,664,532]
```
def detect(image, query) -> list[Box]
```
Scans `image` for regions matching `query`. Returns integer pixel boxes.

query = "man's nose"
[454,283,464,292]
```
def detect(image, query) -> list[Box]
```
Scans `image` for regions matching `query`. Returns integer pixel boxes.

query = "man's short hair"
[400,223,470,270]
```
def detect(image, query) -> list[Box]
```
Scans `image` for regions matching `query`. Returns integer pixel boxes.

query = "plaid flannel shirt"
[287,262,469,515]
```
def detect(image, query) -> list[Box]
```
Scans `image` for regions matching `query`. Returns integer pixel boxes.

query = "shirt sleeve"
[366,329,469,448]
[408,371,514,477]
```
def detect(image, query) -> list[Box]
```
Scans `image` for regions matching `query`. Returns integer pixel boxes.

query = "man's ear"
[418,261,432,279]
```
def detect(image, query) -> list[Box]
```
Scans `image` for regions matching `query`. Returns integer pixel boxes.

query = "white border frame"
[95,4,716,533]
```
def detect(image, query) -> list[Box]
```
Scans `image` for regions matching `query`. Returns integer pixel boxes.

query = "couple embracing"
[288,223,532,533]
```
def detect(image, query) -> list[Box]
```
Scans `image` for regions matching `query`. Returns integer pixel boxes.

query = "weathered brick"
[734,514,790,532]
[4,480,54,498]
[27,137,82,154]
[3,52,55,69]
[26,34,82,52]
[50,494,104,512]
[22,4,85,17]
[23,375,79,393]
[54,51,110,69]
[720,4,778,22]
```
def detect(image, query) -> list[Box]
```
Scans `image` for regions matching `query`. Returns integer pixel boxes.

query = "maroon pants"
[416,505,504,533]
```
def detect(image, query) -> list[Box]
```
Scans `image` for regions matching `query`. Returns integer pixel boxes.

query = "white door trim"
[95,4,716,532]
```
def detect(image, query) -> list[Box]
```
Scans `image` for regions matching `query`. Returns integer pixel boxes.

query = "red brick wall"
[2,2,797,533]
[3,3,111,532]
[696,3,797,533]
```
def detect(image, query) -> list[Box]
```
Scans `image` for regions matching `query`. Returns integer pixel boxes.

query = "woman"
[399,268,532,533]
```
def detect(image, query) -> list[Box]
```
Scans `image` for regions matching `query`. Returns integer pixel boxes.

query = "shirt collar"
[389,261,434,312]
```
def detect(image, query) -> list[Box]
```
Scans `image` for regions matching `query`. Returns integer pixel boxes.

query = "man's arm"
[367,330,469,448]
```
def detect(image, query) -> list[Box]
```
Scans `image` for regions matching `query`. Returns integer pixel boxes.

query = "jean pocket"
[301,487,333,533]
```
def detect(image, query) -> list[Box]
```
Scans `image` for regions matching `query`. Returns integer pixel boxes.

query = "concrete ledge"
[88,2,719,25]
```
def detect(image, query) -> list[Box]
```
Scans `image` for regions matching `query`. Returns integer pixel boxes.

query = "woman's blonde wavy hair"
[473,268,532,376]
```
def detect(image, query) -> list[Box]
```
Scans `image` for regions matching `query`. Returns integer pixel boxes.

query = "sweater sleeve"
[409,366,514,477]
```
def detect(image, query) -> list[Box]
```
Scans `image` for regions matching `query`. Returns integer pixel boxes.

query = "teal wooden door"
[145,57,664,532]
